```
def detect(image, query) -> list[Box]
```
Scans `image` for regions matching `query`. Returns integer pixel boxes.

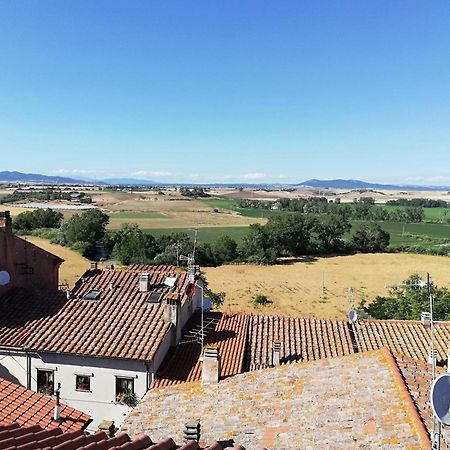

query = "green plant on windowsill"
[38,385,54,396]
[116,389,137,407]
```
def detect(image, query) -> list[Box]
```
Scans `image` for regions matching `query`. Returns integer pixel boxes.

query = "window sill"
[76,389,92,393]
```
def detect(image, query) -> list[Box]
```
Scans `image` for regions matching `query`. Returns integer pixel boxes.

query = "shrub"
[254,294,269,306]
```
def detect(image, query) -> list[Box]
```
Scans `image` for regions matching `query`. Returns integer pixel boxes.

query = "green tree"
[239,224,277,264]
[314,213,351,251]
[14,208,63,231]
[109,223,158,265]
[363,274,450,320]
[265,213,314,256]
[404,206,425,223]
[210,235,238,265]
[59,209,109,256]
[352,222,390,253]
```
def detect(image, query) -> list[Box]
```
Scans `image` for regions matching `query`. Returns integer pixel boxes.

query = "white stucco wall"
[29,352,150,432]
[0,350,28,386]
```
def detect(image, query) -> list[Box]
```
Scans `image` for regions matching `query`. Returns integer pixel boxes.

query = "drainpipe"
[26,350,31,390]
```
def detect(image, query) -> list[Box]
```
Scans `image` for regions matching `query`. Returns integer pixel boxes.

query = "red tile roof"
[0,378,90,432]
[0,422,248,450]
[154,312,450,391]
[247,314,355,370]
[0,265,194,361]
[352,318,450,363]
[153,312,248,388]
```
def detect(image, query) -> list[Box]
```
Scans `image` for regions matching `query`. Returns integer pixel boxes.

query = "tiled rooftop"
[394,352,450,448]
[0,377,90,432]
[153,312,449,388]
[0,422,247,450]
[353,319,450,363]
[0,265,193,361]
[124,348,431,449]
[246,314,355,370]
[153,312,249,388]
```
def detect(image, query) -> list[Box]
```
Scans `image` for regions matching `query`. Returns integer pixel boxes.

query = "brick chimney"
[0,211,12,234]
[163,293,182,345]
[202,345,221,384]
[272,340,281,367]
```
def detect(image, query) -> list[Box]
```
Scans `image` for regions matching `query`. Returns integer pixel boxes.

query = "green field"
[143,220,450,251]
[351,221,450,248]
[382,205,450,222]
[143,226,251,243]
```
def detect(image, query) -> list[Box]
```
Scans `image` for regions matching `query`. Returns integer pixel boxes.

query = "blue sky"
[1,1,450,184]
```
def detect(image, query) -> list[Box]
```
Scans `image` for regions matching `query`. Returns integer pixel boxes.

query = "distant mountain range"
[295,179,449,191]
[1,171,449,192]
[0,171,95,185]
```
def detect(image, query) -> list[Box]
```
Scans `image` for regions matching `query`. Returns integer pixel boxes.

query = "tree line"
[12,208,390,265]
[1,189,92,205]
[238,196,426,223]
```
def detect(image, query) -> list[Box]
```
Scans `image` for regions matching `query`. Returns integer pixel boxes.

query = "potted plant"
[116,389,137,407]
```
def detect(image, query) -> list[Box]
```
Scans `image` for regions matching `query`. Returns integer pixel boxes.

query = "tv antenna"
[388,272,441,448]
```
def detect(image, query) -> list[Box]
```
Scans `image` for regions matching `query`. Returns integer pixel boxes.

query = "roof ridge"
[379,347,432,449]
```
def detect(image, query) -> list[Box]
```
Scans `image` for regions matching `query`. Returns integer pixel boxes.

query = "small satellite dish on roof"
[431,373,450,425]
[203,297,212,311]
[0,271,10,286]
[348,309,358,323]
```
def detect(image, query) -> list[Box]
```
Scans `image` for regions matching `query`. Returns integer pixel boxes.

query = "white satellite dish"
[0,271,10,286]
[348,309,358,323]
[431,373,450,425]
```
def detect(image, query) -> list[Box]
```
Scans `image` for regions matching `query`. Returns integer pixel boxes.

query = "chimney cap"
[0,211,11,218]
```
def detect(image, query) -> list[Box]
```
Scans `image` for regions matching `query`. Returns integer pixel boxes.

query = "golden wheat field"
[18,236,450,319]
[204,253,450,318]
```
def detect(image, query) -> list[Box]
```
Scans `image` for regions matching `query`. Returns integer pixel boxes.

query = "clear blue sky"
[1,1,449,184]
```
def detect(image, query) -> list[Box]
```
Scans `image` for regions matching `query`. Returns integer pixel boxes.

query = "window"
[37,369,54,395]
[115,377,136,406]
[115,377,134,396]
[75,375,91,392]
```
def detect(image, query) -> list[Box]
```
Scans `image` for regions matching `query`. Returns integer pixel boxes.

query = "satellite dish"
[203,297,212,311]
[348,309,358,322]
[431,373,450,425]
[0,271,10,286]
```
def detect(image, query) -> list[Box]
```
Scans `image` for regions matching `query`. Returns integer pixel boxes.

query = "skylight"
[84,290,101,300]
[146,292,164,303]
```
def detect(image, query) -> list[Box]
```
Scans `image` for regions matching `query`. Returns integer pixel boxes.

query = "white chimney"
[202,345,221,384]
[53,383,61,421]
[90,261,98,270]
[139,273,149,293]
[428,349,438,365]
[272,340,281,367]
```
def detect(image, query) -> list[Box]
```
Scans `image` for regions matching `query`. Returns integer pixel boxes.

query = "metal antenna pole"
[428,272,441,450]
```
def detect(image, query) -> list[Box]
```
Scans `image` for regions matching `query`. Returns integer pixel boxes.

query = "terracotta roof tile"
[0,377,89,432]
[0,422,247,450]
[153,312,248,388]
[0,265,193,361]
[124,349,430,449]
